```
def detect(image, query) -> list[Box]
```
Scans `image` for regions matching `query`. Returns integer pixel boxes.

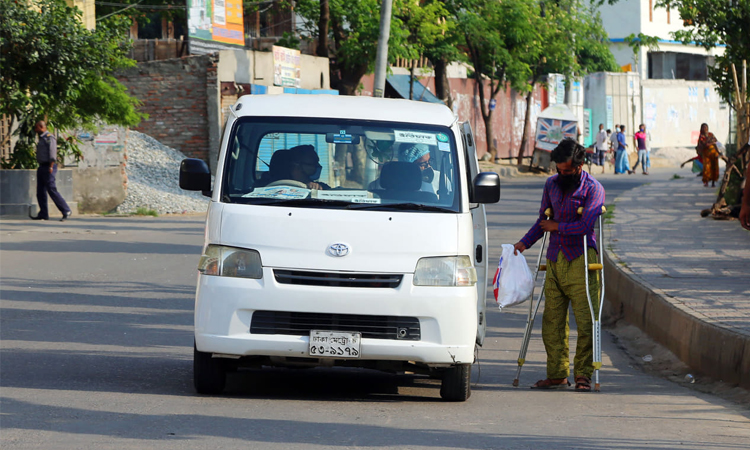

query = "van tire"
[440,363,471,401]
[194,342,226,395]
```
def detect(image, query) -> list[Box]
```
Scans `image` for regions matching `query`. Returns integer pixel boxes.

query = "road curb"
[602,248,750,389]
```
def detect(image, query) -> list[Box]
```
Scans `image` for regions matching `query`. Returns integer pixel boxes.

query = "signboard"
[583,109,592,147]
[188,0,244,54]
[273,45,301,88]
[535,118,578,152]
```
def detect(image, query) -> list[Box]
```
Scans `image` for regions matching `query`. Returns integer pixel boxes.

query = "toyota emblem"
[328,243,350,257]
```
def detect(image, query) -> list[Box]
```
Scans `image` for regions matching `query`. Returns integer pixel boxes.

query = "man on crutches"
[512,138,605,392]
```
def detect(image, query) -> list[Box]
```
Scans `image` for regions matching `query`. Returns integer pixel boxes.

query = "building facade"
[597,0,723,81]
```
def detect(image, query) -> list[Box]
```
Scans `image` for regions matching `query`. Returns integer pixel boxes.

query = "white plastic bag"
[492,244,534,310]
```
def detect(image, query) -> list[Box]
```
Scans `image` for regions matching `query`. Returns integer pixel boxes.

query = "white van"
[180,94,500,401]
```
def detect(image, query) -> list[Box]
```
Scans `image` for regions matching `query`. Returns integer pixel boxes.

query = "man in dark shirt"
[513,138,605,392]
[32,121,71,221]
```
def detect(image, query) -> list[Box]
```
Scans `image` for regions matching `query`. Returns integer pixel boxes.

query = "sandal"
[575,376,592,392]
[530,378,570,389]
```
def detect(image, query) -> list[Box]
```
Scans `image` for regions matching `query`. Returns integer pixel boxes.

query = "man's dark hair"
[550,138,585,166]
[620,125,626,131]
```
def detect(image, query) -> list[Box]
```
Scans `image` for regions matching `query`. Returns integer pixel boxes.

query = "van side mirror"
[180,158,212,196]
[471,172,500,204]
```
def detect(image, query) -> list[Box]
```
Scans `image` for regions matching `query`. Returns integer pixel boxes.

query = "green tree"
[516,1,619,164]
[392,0,451,100]
[451,0,537,161]
[296,0,403,95]
[1,0,145,169]
[655,0,750,105]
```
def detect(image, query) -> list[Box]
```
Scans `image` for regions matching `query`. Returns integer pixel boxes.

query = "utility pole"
[372,0,393,97]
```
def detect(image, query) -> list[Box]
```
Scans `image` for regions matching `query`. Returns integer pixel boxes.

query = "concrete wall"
[0,169,77,218]
[584,72,642,142]
[641,79,730,148]
[217,49,331,90]
[64,126,128,213]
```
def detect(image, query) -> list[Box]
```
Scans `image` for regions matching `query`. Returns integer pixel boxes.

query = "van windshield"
[221,118,461,212]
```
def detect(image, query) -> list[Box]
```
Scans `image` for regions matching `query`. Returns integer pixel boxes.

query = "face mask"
[310,164,322,181]
[302,163,323,181]
[557,169,581,192]
[422,167,434,183]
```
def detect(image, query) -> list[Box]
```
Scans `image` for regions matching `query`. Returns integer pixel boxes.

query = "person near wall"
[594,124,608,174]
[614,125,633,175]
[31,121,72,221]
[631,124,650,175]
[696,123,721,188]
[512,138,605,392]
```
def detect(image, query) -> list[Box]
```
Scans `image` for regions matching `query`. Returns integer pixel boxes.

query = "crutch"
[579,205,606,392]
[512,208,553,387]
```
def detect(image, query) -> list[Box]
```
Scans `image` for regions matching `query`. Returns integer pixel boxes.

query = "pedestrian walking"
[631,124,649,175]
[594,124,608,174]
[696,123,720,187]
[31,121,72,221]
[614,125,633,174]
[512,138,605,392]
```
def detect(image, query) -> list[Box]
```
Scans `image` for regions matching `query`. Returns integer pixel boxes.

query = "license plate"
[308,330,361,358]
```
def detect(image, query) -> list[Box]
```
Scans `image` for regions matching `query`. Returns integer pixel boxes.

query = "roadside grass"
[134,207,158,217]
[603,203,615,224]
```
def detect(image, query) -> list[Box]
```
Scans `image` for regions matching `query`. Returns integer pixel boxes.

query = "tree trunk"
[316,0,329,57]
[409,63,415,100]
[433,58,453,109]
[331,64,367,96]
[517,89,534,166]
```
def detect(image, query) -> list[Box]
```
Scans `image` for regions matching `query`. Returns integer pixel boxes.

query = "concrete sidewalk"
[604,174,750,389]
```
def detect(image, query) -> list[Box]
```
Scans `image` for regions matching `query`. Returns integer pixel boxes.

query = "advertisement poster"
[273,45,301,88]
[188,0,244,54]
[535,118,578,151]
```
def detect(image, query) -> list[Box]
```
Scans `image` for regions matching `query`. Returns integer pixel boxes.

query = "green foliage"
[135,207,158,217]
[624,32,661,65]
[296,0,387,94]
[0,0,145,169]
[654,0,750,105]
[275,31,300,50]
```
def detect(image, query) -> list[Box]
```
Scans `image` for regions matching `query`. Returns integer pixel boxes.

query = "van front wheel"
[440,363,471,401]
[194,342,226,395]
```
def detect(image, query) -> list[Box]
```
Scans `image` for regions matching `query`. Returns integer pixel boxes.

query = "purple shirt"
[520,170,606,262]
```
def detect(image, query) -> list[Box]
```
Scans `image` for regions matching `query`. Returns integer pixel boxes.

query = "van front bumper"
[193,269,478,365]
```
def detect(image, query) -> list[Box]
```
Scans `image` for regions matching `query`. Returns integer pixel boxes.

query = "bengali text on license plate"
[308,330,361,358]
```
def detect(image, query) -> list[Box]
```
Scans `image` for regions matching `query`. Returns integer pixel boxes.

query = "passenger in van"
[369,143,435,193]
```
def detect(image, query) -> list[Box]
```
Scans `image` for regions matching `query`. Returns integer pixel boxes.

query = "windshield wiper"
[247,198,353,208]
[347,202,453,212]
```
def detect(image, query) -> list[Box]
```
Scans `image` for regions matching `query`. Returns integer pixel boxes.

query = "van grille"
[250,311,421,340]
[274,270,402,288]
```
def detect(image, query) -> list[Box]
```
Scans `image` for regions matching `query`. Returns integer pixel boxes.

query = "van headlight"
[198,245,263,279]
[413,256,477,286]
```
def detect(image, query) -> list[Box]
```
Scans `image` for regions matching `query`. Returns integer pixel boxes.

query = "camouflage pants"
[542,249,601,379]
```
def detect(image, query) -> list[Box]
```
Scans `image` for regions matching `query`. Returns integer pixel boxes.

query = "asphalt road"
[1,167,748,449]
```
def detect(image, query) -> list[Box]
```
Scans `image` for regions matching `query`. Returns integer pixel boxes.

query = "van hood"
[219,204,460,273]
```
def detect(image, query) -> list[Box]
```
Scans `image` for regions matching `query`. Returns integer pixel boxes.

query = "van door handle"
[475,245,483,263]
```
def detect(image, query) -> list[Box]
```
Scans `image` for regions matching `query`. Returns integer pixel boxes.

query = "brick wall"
[116,55,216,161]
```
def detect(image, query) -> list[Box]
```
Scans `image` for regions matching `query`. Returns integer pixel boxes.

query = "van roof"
[234,94,456,127]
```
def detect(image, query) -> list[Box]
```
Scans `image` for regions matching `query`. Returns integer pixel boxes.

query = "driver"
[289,145,331,190]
